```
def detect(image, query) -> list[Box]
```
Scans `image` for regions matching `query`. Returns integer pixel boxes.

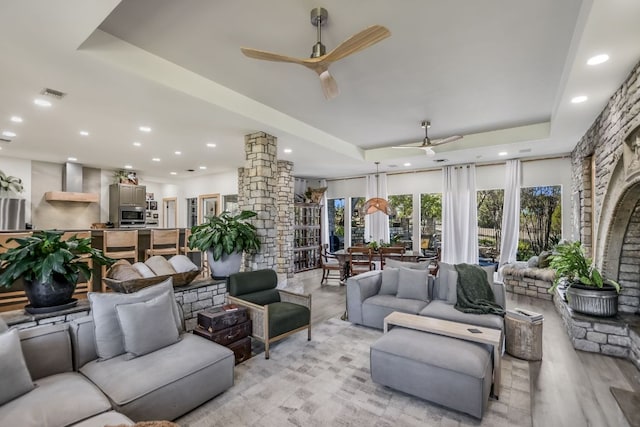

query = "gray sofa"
[0,285,235,426]
[346,262,505,331]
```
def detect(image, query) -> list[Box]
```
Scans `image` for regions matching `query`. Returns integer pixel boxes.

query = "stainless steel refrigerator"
[0,198,26,230]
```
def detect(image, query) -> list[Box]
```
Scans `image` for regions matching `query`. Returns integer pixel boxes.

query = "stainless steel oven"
[119,206,146,228]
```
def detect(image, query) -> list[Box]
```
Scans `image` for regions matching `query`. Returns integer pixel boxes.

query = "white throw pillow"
[169,255,199,273]
[0,329,34,405]
[88,279,182,360]
[116,290,180,359]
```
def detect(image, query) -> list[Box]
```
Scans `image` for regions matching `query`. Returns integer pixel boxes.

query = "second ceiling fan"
[240,8,390,99]
[393,121,463,157]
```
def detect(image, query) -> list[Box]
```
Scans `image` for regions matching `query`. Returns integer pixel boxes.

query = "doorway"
[163,197,177,228]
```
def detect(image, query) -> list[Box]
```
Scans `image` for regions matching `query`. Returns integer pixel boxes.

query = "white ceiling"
[0,0,639,182]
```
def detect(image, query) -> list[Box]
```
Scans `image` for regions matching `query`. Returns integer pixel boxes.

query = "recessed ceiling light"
[206,143,216,148]
[174,151,182,155]
[67,157,77,161]
[571,95,588,104]
[10,116,23,123]
[199,166,207,170]
[79,131,89,136]
[139,126,151,132]
[587,54,609,66]
[133,142,142,147]
[34,99,52,107]
[124,165,133,169]
[283,148,292,154]
[170,172,177,175]
[498,151,508,156]
[403,162,411,167]
[2,131,16,137]
[152,157,161,162]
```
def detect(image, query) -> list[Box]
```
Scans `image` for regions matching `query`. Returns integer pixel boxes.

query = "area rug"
[177,318,532,427]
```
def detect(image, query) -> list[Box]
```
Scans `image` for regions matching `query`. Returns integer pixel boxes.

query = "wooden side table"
[505,313,543,361]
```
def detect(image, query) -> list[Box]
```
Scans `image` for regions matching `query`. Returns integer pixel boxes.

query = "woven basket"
[102,270,201,293]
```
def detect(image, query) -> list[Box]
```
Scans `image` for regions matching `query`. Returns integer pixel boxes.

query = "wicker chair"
[227,269,311,359]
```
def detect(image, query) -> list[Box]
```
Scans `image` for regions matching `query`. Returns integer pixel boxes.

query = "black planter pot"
[23,275,76,311]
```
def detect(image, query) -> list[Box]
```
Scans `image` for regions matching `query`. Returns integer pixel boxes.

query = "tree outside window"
[351,197,365,246]
[327,198,345,252]
[388,194,413,250]
[477,189,504,262]
[518,186,562,260]
[420,194,442,255]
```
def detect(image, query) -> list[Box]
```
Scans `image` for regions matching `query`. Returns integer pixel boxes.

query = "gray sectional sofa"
[347,262,505,331]
[0,280,235,426]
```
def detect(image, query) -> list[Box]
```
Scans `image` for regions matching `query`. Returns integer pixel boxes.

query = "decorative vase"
[207,250,243,280]
[566,283,618,317]
[23,274,77,313]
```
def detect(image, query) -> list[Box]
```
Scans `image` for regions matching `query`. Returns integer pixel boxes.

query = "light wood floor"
[286,269,640,427]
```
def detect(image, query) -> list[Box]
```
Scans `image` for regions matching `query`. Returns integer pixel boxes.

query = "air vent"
[186,169,195,172]
[433,159,449,163]
[519,148,532,153]
[40,87,67,99]
[0,138,11,143]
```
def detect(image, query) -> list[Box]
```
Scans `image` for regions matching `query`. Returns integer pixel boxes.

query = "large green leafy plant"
[0,230,114,287]
[188,210,261,261]
[0,170,24,194]
[549,240,620,293]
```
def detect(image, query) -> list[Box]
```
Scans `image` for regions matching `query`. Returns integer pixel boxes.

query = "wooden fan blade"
[319,70,339,99]
[391,145,426,149]
[432,135,463,145]
[240,47,306,65]
[324,25,391,63]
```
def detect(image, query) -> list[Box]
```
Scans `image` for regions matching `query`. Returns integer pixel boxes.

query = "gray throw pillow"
[385,258,430,271]
[88,279,182,360]
[144,256,177,276]
[445,269,460,305]
[169,255,199,273]
[436,262,455,300]
[0,329,34,405]
[379,267,400,295]
[396,268,429,301]
[116,291,180,359]
[481,264,496,285]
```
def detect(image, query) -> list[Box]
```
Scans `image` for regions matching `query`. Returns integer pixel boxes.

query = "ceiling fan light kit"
[240,7,390,100]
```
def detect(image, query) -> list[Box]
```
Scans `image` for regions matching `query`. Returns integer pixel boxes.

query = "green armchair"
[227,269,311,359]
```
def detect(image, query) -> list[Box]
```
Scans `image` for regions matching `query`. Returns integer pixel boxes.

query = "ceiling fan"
[240,7,390,100]
[393,121,463,157]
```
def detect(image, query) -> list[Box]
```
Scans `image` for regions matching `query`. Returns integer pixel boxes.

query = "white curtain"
[364,173,390,244]
[441,164,478,264]
[498,160,521,272]
[320,179,330,249]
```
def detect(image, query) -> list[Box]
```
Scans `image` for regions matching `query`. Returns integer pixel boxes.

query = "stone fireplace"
[569,60,640,369]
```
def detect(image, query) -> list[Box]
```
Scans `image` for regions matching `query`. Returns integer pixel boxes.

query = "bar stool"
[0,232,32,310]
[102,230,139,292]
[145,229,180,260]
[62,231,92,298]
[180,229,208,277]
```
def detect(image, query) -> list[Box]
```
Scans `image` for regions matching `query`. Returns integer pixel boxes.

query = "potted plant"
[188,210,261,279]
[0,170,24,195]
[0,230,115,313]
[549,241,621,317]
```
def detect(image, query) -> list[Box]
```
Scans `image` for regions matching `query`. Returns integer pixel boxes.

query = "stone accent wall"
[503,274,552,300]
[277,160,295,277]
[554,289,630,358]
[239,132,278,271]
[619,200,640,313]
[631,328,640,371]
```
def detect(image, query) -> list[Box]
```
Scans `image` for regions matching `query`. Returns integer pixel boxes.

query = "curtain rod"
[325,153,570,182]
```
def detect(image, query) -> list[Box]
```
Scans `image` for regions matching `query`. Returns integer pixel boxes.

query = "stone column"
[238,132,278,271]
[277,160,295,277]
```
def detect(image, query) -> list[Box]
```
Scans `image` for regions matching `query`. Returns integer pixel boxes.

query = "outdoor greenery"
[548,240,620,293]
[520,186,562,258]
[0,230,114,288]
[188,210,261,261]
[0,170,24,194]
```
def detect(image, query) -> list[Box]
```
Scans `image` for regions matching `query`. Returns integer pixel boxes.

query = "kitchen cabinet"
[110,184,146,206]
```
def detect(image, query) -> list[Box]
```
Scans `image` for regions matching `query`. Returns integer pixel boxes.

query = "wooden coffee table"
[383,311,503,398]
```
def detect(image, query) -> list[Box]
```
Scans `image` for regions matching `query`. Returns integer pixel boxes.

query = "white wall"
[326,157,573,249]
[174,170,238,227]
[0,156,32,224]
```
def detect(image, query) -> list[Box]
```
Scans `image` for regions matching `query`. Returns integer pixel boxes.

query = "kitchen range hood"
[44,163,99,203]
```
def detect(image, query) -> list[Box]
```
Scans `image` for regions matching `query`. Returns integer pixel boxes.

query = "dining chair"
[379,246,405,269]
[347,246,374,276]
[319,244,342,284]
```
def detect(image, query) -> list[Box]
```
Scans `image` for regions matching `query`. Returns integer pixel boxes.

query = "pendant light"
[360,162,396,216]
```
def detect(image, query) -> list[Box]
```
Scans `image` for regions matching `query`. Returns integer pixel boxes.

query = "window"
[518,186,562,260]
[327,198,345,252]
[351,197,365,246]
[388,195,413,250]
[420,193,442,255]
[477,190,504,262]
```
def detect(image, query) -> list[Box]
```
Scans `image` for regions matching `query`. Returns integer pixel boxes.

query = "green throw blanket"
[454,263,505,316]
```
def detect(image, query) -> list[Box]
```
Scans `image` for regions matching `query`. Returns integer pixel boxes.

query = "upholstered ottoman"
[370,327,493,419]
